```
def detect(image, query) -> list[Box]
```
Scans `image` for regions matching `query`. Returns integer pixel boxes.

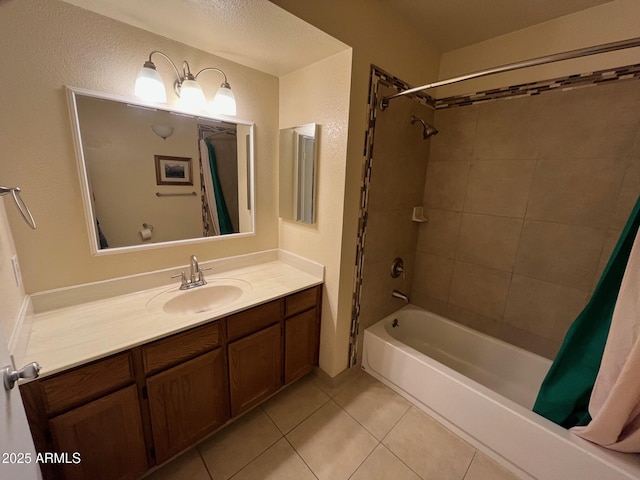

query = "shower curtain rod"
[380,36,640,110]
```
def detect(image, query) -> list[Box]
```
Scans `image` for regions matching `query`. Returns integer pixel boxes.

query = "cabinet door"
[285,309,318,384]
[49,385,147,480]
[146,348,229,463]
[228,323,282,416]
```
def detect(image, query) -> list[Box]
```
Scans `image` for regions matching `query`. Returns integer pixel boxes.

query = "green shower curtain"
[205,139,234,235]
[533,196,640,428]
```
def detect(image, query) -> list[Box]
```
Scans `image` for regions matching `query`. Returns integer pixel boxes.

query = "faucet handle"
[171,271,188,288]
[197,267,212,283]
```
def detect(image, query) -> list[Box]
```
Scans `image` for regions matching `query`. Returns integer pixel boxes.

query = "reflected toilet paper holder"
[140,222,154,240]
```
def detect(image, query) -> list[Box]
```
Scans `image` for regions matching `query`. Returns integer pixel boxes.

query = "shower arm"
[380,36,640,110]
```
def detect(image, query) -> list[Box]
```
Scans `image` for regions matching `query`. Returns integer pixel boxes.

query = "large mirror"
[67,87,255,255]
[279,123,318,224]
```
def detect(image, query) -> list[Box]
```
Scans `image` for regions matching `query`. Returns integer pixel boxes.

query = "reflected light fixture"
[134,51,237,116]
[150,124,174,140]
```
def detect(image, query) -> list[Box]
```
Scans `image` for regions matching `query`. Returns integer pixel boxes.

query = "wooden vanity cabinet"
[142,322,229,463]
[227,300,283,416]
[19,353,148,480]
[20,285,322,480]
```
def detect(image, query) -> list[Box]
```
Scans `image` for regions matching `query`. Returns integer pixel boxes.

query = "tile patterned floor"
[144,369,520,480]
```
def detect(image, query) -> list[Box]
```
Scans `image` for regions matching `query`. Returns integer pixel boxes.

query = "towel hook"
[0,185,36,229]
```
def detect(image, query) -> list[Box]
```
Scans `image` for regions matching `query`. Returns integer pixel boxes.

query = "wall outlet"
[11,254,22,287]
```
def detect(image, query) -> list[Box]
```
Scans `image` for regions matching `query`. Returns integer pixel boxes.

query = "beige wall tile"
[591,228,622,293]
[526,158,626,227]
[449,261,511,320]
[383,407,475,480]
[423,161,470,211]
[473,95,546,160]
[537,82,640,159]
[416,209,462,258]
[464,451,521,480]
[350,445,421,480]
[365,208,420,260]
[456,213,523,271]
[514,220,605,291]
[610,160,640,229]
[504,275,588,340]
[429,105,479,161]
[286,400,378,480]
[464,160,536,217]
[412,252,454,302]
[499,323,561,360]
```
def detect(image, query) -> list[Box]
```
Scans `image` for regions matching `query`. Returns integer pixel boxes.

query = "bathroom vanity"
[16,256,322,480]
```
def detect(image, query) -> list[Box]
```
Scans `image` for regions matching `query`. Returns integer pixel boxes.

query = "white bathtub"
[361,305,640,480]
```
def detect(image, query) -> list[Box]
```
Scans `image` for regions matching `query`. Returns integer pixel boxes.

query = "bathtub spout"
[392,290,409,303]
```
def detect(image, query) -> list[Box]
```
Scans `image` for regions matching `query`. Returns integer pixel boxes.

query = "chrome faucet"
[171,255,210,290]
[392,290,410,304]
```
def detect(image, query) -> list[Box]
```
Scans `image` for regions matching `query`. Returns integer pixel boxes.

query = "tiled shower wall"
[354,83,433,359]
[412,79,640,358]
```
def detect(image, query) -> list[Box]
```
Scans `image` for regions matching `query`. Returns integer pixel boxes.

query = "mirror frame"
[66,86,255,256]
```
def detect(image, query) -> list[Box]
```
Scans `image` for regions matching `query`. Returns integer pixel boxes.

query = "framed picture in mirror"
[154,155,193,185]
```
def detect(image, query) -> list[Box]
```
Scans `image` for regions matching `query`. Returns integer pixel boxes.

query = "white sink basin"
[147,278,251,315]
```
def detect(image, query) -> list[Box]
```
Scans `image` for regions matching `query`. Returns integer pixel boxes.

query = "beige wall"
[437,0,640,98]
[413,79,640,358]
[0,198,26,342]
[0,0,279,293]
[271,0,441,375]
[279,50,352,376]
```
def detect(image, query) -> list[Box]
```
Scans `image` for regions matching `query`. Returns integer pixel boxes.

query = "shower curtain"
[571,224,640,452]
[533,197,640,433]
[200,139,233,235]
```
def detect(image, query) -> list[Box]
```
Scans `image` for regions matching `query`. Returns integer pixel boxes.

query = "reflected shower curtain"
[533,196,640,429]
[200,139,233,235]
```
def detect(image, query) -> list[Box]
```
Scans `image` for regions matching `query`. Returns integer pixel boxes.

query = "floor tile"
[198,408,282,479]
[286,400,378,480]
[350,444,421,480]
[334,369,411,440]
[262,375,330,434]
[143,448,210,480]
[230,438,316,480]
[383,406,475,480]
[463,451,521,480]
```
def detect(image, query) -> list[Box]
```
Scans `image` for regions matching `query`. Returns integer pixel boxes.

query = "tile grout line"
[461,450,478,480]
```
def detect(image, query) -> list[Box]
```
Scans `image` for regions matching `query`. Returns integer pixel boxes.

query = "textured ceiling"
[61,0,349,76]
[378,0,616,52]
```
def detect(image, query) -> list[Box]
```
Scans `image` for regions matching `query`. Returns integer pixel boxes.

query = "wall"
[413,78,640,358]
[0,198,27,344]
[279,50,352,376]
[437,0,640,97]
[271,0,441,375]
[0,0,279,293]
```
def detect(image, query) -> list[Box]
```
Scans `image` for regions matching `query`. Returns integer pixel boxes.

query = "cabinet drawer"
[142,321,221,375]
[285,286,319,317]
[41,353,133,415]
[227,299,283,341]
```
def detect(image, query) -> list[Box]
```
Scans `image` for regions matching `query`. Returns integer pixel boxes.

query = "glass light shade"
[177,79,206,111]
[210,86,237,116]
[134,66,167,103]
[150,124,174,140]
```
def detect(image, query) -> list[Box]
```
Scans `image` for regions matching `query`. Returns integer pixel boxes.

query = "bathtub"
[361,305,640,480]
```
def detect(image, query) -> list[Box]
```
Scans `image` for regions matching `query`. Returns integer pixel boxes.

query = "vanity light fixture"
[150,124,174,140]
[134,51,237,116]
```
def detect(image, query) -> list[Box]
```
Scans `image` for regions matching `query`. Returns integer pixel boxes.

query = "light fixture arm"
[147,51,182,85]
[195,67,231,88]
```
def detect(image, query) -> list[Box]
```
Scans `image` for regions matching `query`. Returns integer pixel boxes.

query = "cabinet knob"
[3,362,41,390]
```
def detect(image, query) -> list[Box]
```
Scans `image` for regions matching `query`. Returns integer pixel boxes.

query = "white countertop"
[17,255,323,379]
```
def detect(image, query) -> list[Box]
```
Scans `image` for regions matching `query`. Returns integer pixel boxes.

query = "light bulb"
[134,65,167,103]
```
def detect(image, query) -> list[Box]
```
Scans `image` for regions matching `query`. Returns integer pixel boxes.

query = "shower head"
[410,115,438,139]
